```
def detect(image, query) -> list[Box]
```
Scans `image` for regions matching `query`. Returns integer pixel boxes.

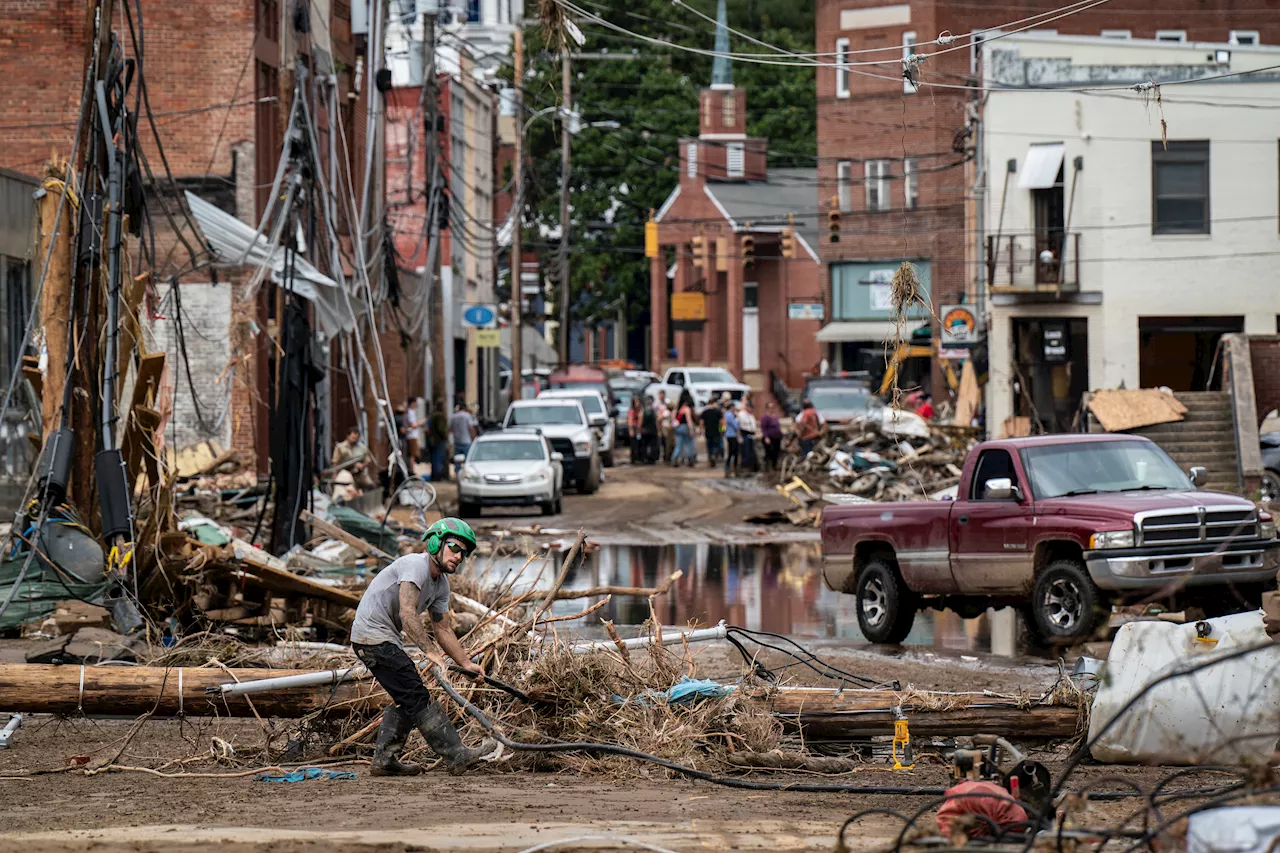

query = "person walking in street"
[350,518,496,776]
[738,401,759,474]
[427,400,450,482]
[796,398,823,458]
[723,400,740,477]
[701,396,723,466]
[673,391,698,467]
[761,402,783,472]
[627,396,643,463]
[406,397,424,466]
[640,397,659,464]
[656,391,675,464]
[449,402,478,478]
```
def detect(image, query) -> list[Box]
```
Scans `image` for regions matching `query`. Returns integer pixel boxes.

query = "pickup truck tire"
[1031,559,1103,643]
[603,450,615,468]
[855,560,918,645]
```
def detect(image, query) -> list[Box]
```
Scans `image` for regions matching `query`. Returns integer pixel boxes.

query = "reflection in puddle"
[470,542,997,653]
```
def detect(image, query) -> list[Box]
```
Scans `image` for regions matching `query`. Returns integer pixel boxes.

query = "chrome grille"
[1138,506,1259,545]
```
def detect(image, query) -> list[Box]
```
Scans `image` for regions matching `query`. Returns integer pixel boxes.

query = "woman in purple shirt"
[760,402,783,472]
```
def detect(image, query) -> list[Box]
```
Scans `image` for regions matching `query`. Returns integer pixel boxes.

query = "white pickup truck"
[646,367,751,413]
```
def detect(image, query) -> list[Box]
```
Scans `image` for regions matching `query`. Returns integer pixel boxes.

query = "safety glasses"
[444,539,471,556]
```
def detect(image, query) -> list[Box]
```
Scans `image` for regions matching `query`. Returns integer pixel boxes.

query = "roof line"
[702,184,738,229]
[654,185,682,223]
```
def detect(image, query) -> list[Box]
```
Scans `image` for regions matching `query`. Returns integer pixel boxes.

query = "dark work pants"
[353,641,437,719]
[725,437,740,475]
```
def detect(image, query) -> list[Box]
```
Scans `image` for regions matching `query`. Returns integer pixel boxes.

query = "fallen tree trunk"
[0,664,387,718]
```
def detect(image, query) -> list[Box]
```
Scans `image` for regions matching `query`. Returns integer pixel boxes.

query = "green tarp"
[0,555,105,632]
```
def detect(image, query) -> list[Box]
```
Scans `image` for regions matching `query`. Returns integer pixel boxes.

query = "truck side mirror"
[1189,466,1207,487]
[984,477,1019,501]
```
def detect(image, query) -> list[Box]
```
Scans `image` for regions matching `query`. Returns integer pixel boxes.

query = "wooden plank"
[129,352,166,412]
[299,509,394,562]
[954,359,980,427]
[1087,389,1185,433]
[788,707,1082,740]
[0,663,385,718]
[227,538,363,609]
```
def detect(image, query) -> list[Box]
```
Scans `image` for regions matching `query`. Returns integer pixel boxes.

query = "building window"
[1155,30,1187,43]
[1100,29,1131,39]
[722,93,736,128]
[904,158,918,210]
[837,161,853,211]
[835,38,850,98]
[865,159,890,212]
[1152,140,1209,234]
[686,142,698,178]
[902,31,917,93]
[1230,30,1260,45]
[726,143,744,178]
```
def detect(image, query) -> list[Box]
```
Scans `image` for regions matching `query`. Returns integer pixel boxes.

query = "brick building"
[814,0,1280,399]
[649,1,823,399]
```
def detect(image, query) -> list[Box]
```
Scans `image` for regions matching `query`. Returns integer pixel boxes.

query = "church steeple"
[711,0,732,90]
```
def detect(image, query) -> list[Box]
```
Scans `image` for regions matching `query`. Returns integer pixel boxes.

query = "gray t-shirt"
[351,554,451,647]
[449,410,476,446]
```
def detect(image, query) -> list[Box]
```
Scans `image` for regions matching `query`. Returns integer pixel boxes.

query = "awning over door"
[1018,143,1065,190]
[815,320,903,343]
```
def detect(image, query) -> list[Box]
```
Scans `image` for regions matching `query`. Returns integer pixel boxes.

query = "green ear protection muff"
[424,517,478,556]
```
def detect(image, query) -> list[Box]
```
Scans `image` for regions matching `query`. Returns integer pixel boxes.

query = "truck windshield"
[1021,440,1191,499]
[687,369,737,384]
[809,387,878,414]
[508,405,584,427]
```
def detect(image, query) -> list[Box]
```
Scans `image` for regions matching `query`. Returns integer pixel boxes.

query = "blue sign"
[462,303,497,328]
[788,303,825,321]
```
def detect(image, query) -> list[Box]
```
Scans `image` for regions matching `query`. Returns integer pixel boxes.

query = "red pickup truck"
[821,434,1279,644]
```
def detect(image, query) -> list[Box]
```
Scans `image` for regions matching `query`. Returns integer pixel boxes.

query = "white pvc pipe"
[0,713,22,749]
[567,621,728,656]
[209,666,366,698]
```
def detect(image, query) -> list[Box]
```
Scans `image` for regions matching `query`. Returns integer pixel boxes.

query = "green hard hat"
[425,517,478,553]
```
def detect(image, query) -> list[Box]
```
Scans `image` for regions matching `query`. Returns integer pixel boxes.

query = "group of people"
[625,391,786,476]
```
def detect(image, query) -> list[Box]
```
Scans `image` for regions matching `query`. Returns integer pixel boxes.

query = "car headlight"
[461,466,482,484]
[1090,530,1135,549]
[573,439,592,455]
[525,470,549,484]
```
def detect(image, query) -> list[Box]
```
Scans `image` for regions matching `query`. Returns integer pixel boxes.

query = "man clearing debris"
[351,518,497,776]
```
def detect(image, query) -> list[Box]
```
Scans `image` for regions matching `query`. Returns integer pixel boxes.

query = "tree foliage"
[516,0,815,330]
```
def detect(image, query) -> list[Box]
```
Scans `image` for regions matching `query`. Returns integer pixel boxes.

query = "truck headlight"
[1089,530,1135,549]
[525,470,549,484]
[462,466,482,484]
[1261,513,1276,539]
[573,439,591,455]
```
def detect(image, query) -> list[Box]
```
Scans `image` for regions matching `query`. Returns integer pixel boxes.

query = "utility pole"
[557,49,571,366]
[423,10,447,414]
[508,28,524,404]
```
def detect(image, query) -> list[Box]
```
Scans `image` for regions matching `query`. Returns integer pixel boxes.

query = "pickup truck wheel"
[856,560,918,645]
[1032,559,1103,643]
[602,450,615,468]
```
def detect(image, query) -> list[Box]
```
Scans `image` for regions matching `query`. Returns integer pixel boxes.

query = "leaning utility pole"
[508,28,524,404]
[557,49,571,366]
[423,9,447,412]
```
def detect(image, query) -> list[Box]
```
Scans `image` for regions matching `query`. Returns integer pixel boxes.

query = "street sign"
[788,303,824,321]
[475,329,501,348]
[462,303,497,328]
[670,292,706,322]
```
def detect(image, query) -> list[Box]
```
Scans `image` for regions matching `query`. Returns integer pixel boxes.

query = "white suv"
[502,399,602,494]
[455,430,565,518]
[537,388,616,467]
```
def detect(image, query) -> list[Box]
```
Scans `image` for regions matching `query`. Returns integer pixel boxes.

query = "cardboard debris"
[167,438,235,479]
[999,416,1032,438]
[1087,389,1186,433]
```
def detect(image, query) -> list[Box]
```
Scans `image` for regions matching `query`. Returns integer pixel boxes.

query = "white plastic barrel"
[1088,610,1280,765]
[1188,806,1280,853]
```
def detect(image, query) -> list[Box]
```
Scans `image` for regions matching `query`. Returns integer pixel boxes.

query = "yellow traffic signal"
[828,195,841,243]
[691,233,706,271]
[781,213,796,259]
[741,233,755,269]
[644,217,658,258]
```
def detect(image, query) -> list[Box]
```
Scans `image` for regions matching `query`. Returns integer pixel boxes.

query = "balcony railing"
[986,232,1080,293]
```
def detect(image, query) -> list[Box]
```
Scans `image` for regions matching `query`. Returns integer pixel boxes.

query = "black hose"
[432,666,947,796]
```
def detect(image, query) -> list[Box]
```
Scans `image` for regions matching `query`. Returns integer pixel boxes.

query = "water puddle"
[470,542,1001,653]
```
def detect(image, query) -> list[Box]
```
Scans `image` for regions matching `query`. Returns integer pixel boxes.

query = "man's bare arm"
[398,582,443,665]
[432,614,483,677]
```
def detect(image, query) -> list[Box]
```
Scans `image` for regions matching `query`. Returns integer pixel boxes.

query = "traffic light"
[781,213,796,259]
[827,195,841,243]
[691,233,707,272]
[740,233,755,269]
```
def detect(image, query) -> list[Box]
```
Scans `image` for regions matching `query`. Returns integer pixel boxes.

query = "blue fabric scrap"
[255,767,358,783]
[612,676,735,707]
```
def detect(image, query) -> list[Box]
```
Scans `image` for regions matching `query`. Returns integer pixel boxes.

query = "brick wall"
[1250,336,1280,427]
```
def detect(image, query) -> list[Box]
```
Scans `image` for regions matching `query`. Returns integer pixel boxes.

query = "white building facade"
[980,34,1280,434]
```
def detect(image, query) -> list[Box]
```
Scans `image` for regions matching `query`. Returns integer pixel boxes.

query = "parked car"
[1260,432,1280,502]
[455,430,564,518]
[802,374,879,426]
[547,365,617,412]
[645,366,750,413]
[537,388,616,467]
[820,434,1279,645]
[501,399,601,493]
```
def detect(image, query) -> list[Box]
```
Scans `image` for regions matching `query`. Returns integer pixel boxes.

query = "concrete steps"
[1126,392,1241,493]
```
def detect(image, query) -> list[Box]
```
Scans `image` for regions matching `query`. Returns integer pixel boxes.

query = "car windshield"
[508,405,584,427]
[551,395,604,415]
[1021,440,1191,499]
[809,387,877,414]
[687,369,736,384]
[471,440,546,462]
[613,388,634,409]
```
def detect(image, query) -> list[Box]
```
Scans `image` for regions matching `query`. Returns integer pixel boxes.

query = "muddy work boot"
[370,705,422,777]
[414,704,497,775]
